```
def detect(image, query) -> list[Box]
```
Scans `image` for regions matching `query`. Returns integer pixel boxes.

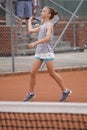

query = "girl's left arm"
[29,23,53,48]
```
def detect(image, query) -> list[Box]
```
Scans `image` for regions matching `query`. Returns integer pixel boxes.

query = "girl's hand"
[28,42,37,48]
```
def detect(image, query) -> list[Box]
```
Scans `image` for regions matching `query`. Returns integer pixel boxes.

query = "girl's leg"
[46,60,72,102]
[46,60,66,91]
[29,59,43,92]
[24,59,43,101]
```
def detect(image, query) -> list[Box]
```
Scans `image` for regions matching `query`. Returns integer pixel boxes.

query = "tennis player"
[24,6,72,102]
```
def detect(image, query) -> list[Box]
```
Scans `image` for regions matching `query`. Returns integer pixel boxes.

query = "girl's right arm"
[28,16,40,33]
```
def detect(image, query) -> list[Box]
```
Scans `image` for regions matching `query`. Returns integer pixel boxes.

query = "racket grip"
[33,17,41,23]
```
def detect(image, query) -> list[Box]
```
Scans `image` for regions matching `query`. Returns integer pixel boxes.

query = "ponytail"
[46,6,58,19]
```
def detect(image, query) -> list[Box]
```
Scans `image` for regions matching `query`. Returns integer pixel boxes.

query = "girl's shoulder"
[41,21,53,28]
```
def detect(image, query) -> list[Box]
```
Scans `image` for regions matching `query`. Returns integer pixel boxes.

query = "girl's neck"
[43,19,50,23]
[43,17,50,23]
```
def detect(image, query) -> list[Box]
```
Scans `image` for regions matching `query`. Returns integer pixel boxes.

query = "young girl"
[24,6,72,102]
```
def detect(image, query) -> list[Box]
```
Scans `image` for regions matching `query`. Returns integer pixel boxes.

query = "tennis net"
[0,102,87,130]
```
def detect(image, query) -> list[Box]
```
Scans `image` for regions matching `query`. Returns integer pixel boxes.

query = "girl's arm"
[29,23,53,48]
[28,17,40,33]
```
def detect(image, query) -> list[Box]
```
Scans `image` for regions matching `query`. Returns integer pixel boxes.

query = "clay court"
[0,68,87,102]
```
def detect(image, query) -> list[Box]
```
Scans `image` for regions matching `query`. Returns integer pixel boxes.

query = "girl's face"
[41,7,51,19]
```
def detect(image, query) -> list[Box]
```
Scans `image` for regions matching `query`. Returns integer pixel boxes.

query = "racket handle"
[33,17,41,23]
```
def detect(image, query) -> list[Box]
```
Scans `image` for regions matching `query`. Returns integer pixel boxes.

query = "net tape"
[0,102,87,130]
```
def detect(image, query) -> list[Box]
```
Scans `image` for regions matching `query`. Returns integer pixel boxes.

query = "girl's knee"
[49,71,62,80]
[31,71,37,78]
[49,71,55,78]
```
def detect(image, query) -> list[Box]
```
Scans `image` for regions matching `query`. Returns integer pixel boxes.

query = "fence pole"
[9,0,15,72]
[73,17,76,50]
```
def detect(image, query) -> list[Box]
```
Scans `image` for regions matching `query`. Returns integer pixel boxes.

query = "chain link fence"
[0,0,87,73]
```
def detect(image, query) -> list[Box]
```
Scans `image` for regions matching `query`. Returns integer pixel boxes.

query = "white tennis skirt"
[35,52,55,59]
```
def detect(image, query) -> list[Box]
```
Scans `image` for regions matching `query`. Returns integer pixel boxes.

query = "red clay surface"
[0,69,87,102]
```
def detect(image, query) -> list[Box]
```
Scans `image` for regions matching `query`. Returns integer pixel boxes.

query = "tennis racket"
[50,14,60,25]
[33,14,59,25]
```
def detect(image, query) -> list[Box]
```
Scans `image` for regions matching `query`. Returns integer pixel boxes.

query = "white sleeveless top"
[35,21,55,59]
